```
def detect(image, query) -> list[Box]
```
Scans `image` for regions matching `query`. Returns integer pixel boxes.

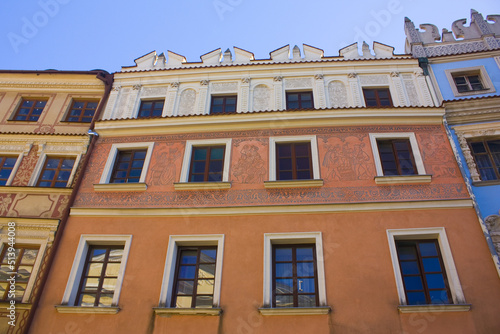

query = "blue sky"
[0,0,498,73]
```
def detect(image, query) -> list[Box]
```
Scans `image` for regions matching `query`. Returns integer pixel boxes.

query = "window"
[65,100,99,122]
[395,240,451,305]
[177,139,232,189]
[98,142,154,187]
[268,136,320,182]
[188,146,225,182]
[376,139,417,176]
[158,235,224,312]
[276,143,312,180]
[272,244,318,308]
[469,139,500,181]
[0,245,39,301]
[59,235,132,311]
[75,246,124,307]
[138,100,164,118]
[171,246,217,308]
[453,74,484,93]
[369,133,428,184]
[262,233,328,314]
[363,88,393,107]
[109,150,147,183]
[13,98,47,121]
[36,157,76,187]
[0,156,17,186]
[210,96,237,114]
[444,66,495,97]
[387,228,468,311]
[286,91,313,110]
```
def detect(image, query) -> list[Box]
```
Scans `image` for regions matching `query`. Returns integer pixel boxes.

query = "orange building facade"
[29,44,500,333]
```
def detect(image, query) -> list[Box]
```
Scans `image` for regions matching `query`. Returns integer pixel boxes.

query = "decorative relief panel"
[486,214,500,255]
[403,76,420,106]
[328,81,348,108]
[418,133,457,178]
[12,145,38,186]
[359,75,389,85]
[285,78,313,89]
[211,82,238,93]
[178,89,197,116]
[253,84,271,111]
[232,141,267,184]
[141,87,168,97]
[148,143,183,186]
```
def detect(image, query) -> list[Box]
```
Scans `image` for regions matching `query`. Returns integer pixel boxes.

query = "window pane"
[197,279,214,294]
[199,264,215,278]
[275,263,293,278]
[176,296,192,308]
[102,278,117,291]
[407,292,427,305]
[299,278,316,293]
[105,263,121,276]
[193,148,207,160]
[79,294,96,306]
[275,295,293,308]
[176,281,194,295]
[200,249,216,263]
[401,261,420,275]
[403,276,424,291]
[275,279,293,294]
[180,251,197,264]
[419,242,438,257]
[275,248,292,262]
[195,296,213,308]
[429,290,450,304]
[98,294,113,307]
[425,274,446,289]
[82,278,99,291]
[422,258,442,273]
[179,266,196,279]
[298,295,316,307]
[297,262,315,277]
[210,147,224,160]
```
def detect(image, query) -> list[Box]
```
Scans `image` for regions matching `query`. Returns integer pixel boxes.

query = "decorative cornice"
[374,175,432,184]
[263,179,324,189]
[153,307,222,316]
[69,199,473,217]
[0,186,73,195]
[397,304,471,313]
[173,182,231,191]
[0,82,103,90]
[259,307,331,316]
[55,306,120,314]
[93,183,147,192]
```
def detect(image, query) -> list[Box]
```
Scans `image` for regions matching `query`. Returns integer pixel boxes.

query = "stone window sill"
[374,175,432,185]
[93,183,147,192]
[173,182,231,190]
[397,304,471,313]
[264,179,324,189]
[472,179,500,187]
[153,307,222,316]
[258,306,331,316]
[55,305,120,314]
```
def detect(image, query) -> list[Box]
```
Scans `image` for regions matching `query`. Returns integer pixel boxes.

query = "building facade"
[405,9,500,271]
[0,70,112,334]
[30,42,500,334]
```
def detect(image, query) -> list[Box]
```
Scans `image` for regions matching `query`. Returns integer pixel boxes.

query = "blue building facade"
[405,9,500,270]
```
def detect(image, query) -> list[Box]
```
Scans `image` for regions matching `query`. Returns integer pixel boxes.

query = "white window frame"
[178,139,232,183]
[263,232,327,308]
[386,227,466,306]
[158,234,225,308]
[29,152,81,187]
[0,152,24,186]
[0,234,47,303]
[61,234,132,307]
[369,133,426,176]
[444,65,495,97]
[99,142,155,184]
[268,135,320,181]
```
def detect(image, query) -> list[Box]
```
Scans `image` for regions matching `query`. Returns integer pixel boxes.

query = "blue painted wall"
[431,58,500,101]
